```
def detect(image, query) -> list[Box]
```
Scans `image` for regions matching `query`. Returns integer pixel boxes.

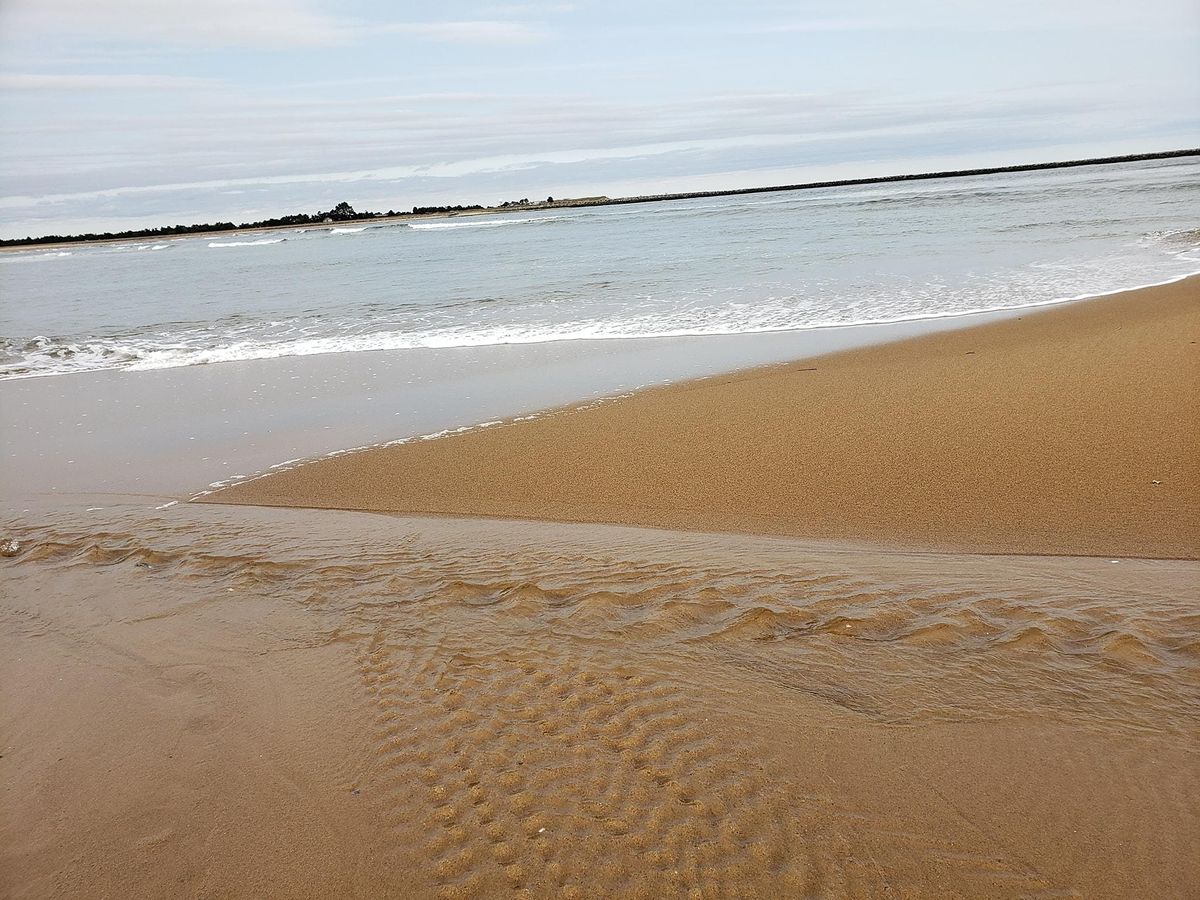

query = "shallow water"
[7,501,1198,729]
[0,306,1025,502]
[3,501,1198,897]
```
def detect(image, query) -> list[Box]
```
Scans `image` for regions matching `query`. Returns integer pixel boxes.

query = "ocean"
[3,156,1198,381]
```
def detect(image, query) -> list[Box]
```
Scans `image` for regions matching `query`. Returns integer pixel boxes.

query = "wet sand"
[210,276,1200,559]
[0,306,1033,503]
[4,278,1199,898]
[3,504,1198,898]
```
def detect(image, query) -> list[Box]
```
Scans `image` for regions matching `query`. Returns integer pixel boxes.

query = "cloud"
[946,0,1199,30]
[482,2,578,13]
[735,18,890,34]
[0,0,355,48]
[731,0,1200,36]
[0,73,218,91]
[6,83,1190,214]
[0,1,549,49]
[374,20,548,43]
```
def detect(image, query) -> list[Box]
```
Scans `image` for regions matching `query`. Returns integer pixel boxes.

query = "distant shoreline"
[4,148,1196,251]
[588,148,1200,206]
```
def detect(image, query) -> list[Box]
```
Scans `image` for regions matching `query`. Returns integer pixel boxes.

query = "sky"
[1,0,1197,238]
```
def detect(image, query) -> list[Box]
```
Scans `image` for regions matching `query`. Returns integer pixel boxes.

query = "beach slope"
[208,277,1200,558]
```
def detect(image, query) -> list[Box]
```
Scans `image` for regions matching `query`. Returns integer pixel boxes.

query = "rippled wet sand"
[3,501,1197,897]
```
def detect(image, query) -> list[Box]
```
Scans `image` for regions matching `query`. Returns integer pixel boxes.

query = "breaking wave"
[208,237,286,248]
[1,250,73,263]
[2,263,1197,379]
[409,215,569,231]
[2,157,1197,380]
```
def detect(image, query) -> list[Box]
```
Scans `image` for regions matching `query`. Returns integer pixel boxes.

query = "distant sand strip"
[207,276,1200,559]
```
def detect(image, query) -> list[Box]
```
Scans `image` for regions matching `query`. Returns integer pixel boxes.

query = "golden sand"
[3,507,1198,897]
[6,279,1199,898]
[210,277,1200,559]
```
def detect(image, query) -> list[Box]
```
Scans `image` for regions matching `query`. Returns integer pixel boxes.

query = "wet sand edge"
[205,276,1200,559]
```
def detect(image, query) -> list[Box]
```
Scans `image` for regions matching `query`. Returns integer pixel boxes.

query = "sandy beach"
[210,276,1200,559]
[4,504,1199,899]
[4,3,1198,894]
[5,276,1199,898]
[5,266,1200,900]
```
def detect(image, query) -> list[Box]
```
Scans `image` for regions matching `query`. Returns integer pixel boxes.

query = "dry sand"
[210,276,1200,559]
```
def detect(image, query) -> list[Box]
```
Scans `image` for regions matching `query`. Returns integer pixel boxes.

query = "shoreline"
[0,302,1056,503]
[4,267,1197,386]
[205,275,1200,559]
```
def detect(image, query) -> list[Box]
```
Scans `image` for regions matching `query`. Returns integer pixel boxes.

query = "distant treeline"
[410,203,485,215]
[1,201,386,248]
[0,199,508,247]
[4,149,1196,248]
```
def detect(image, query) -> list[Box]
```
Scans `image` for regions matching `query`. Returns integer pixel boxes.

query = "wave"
[1,250,72,263]
[1154,226,1200,243]
[0,335,144,377]
[329,226,367,234]
[409,215,567,231]
[104,241,174,254]
[208,237,286,248]
[4,265,1197,380]
[3,209,1196,380]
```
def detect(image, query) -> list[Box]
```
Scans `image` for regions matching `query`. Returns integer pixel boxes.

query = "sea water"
[2,156,1197,380]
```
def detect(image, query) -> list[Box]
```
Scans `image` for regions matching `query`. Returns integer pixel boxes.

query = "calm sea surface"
[2,157,1198,380]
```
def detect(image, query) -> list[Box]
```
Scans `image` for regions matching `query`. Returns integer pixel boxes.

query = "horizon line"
[4,147,1197,247]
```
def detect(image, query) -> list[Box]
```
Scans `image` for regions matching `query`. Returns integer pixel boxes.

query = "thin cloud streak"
[0,73,219,90]
[0,85,1169,211]
[374,21,548,43]
[0,0,356,48]
[0,0,550,49]
[483,3,578,13]
[735,18,891,34]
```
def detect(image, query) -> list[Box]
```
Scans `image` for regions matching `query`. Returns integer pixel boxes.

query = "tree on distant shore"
[411,203,485,215]
[1,200,388,246]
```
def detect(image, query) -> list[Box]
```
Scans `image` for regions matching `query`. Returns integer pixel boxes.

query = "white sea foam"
[329,226,367,234]
[208,237,286,248]
[185,419,513,502]
[1,250,72,263]
[409,215,566,231]
[104,241,175,254]
[5,261,1190,382]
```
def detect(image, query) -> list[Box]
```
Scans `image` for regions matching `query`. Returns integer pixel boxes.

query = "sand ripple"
[3,502,1198,896]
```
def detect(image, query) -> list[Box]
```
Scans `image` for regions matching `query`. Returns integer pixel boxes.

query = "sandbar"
[208,276,1200,559]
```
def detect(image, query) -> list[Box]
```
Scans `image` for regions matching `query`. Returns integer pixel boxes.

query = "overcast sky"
[1,0,1197,238]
